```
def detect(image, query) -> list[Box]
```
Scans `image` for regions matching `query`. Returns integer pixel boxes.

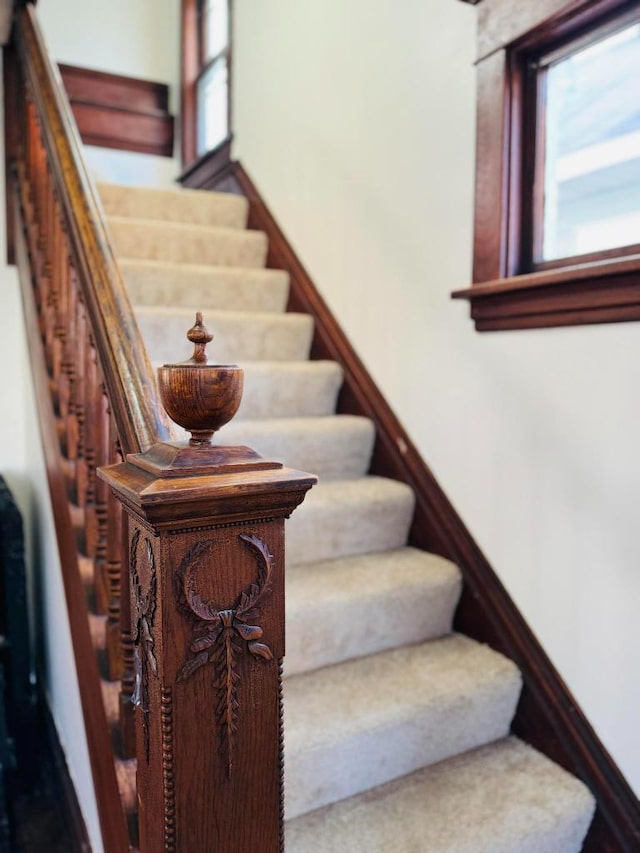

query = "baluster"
[119,511,136,759]
[100,315,315,851]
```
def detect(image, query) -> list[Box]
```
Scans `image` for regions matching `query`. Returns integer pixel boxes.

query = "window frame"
[453,0,640,331]
[180,0,233,179]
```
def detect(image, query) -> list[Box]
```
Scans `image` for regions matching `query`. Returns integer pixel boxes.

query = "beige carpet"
[99,180,595,851]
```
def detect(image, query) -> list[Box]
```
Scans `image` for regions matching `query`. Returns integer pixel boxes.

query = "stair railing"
[6,2,314,850]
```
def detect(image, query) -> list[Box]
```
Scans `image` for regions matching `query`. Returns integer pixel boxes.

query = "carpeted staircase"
[96,181,596,851]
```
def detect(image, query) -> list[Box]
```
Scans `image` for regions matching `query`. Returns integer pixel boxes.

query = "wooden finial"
[186,311,213,365]
[157,312,244,447]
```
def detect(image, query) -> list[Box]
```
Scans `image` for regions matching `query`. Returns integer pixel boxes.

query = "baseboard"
[42,699,91,853]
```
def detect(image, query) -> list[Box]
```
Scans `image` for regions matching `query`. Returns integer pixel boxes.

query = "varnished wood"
[59,63,174,157]
[101,419,315,851]
[193,160,640,850]
[13,184,130,853]
[14,3,172,455]
[462,0,640,332]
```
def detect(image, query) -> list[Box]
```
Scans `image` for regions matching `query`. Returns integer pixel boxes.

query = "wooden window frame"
[180,0,232,182]
[453,0,640,331]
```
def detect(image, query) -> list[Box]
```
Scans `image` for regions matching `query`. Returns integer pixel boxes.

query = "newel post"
[99,315,315,852]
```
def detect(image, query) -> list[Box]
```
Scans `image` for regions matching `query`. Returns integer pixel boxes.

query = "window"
[453,0,640,331]
[181,0,232,177]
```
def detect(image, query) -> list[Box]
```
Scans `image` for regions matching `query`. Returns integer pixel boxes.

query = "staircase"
[95,181,595,850]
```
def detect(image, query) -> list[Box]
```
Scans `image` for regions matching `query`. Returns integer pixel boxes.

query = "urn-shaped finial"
[157,313,243,447]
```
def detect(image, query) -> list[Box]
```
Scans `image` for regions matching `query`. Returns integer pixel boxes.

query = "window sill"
[452,255,640,331]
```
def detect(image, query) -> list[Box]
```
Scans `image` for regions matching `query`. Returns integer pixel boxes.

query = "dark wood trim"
[12,184,130,853]
[3,41,18,265]
[16,4,171,454]
[178,135,233,188]
[42,699,92,852]
[476,0,630,61]
[192,160,640,850]
[181,0,199,166]
[180,0,232,171]
[463,0,640,331]
[58,63,174,157]
[453,256,640,330]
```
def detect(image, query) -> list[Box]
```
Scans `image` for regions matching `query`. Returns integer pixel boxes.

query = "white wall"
[232,0,640,794]
[0,2,180,848]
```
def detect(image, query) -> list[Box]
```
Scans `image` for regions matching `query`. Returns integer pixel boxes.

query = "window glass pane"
[197,57,228,156]
[202,0,228,63]
[541,21,640,261]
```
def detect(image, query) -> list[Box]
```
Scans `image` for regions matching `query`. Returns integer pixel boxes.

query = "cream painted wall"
[232,0,640,794]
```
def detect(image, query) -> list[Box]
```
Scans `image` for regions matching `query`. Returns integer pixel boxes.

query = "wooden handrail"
[14,2,171,454]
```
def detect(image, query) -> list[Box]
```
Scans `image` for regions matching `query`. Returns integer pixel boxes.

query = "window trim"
[180,0,232,175]
[453,0,640,331]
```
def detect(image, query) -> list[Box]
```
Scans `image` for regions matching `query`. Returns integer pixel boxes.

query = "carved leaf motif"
[248,641,273,661]
[175,532,276,778]
[177,650,209,683]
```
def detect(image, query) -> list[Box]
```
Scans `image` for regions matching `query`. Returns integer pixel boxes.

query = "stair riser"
[99,183,249,229]
[122,262,290,313]
[108,218,268,268]
[138,311,314,363]
[285,574,462,676]
[286,483,415,565]
[284,668,521,819]
[215,418,376,481]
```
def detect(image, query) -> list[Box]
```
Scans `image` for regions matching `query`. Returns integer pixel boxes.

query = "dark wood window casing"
[180,0,232,183]
[453,0,640,331]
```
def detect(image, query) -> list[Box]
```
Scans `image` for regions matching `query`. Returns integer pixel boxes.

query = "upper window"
[180,0,232,172]
[453,0,640,332]
[196,0,230,156]
[527,12,640,269]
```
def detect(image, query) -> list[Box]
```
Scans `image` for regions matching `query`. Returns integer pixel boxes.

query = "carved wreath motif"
[176,534,275,777]
[130,528,158,763]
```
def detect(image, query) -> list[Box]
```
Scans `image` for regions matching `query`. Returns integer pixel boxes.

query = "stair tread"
[98,181,249,229]
[285,736,595,853]
[285,546,462,676]
[287,476,415,565]
[121,257,289,313]
[284,634,521,819]
[138,307,314,363]
[173,415,376,480]
[106,215,268,268]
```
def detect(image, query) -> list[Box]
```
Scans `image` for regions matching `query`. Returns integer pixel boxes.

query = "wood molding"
[453,255,640,331]
[178,136,234,189]
[58,63,174,158]
[42,699,92,852]
[461,0,640,332]
[192,160,640,851]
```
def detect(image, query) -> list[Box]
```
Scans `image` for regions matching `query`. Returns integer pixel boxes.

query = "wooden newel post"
[99,315,316,852]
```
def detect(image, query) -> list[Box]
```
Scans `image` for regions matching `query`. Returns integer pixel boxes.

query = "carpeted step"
[107,216,268,267]
[137,306,314,363]
[286,477,415,565]
[285,547,462,676]
[285,736,595,853]
[213,415,376,480]
[236,361,343,419]
[284,635,522,820]
[121,258,289,313]
[98,182,249,229]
